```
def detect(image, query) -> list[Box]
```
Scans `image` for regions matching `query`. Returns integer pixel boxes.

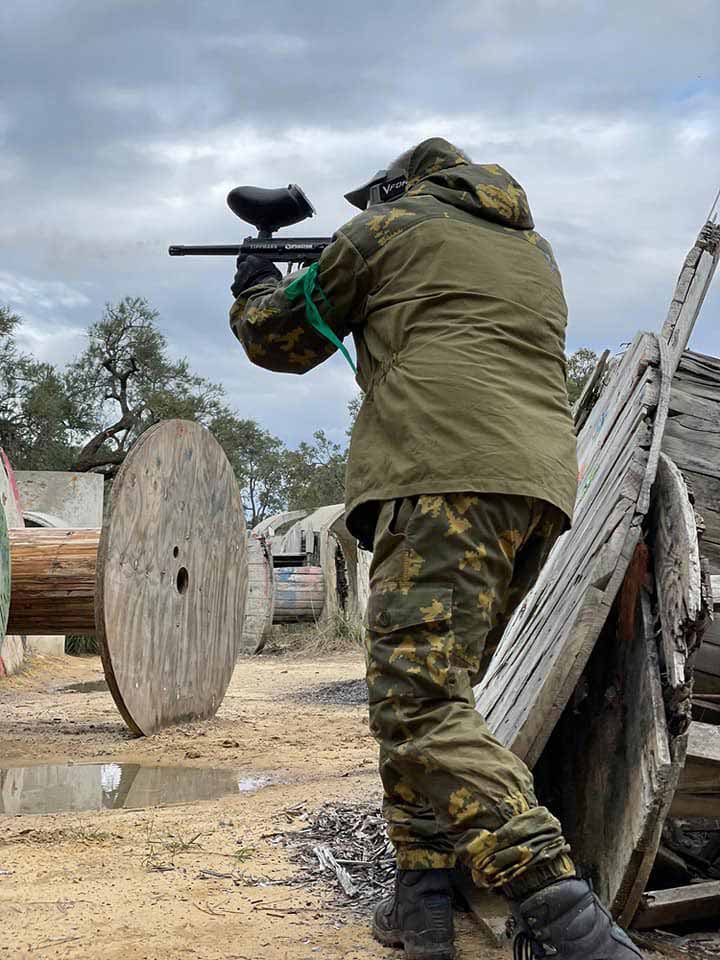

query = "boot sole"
[372,919,455,960]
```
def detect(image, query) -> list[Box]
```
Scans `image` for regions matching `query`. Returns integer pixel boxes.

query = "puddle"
[0,763,271,816]
[60,680,109,694]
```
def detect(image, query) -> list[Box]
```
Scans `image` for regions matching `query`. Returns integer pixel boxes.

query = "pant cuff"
[501,855,576,901]
[396,848,457,870]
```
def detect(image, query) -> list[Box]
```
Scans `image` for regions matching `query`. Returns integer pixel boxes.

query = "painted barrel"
[273,565,325,624]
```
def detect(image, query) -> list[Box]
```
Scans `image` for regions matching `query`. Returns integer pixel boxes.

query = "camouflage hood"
[402,138,534,230]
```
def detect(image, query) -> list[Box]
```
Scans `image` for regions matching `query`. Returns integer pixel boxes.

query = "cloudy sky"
[1,0,718,448]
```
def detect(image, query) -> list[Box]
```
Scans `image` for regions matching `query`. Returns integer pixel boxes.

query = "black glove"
[230,254,281,299]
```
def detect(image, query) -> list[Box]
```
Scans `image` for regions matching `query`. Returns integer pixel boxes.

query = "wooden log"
[633,880,720,930]
[7,528,99,634]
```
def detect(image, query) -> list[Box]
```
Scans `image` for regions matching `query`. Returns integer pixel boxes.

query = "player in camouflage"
[229,139,643,960]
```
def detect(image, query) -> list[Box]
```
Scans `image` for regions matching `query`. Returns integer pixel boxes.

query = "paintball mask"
[344,148,414,211]
[344,170,408,210]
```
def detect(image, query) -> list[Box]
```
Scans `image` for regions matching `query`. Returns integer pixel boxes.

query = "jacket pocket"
[367,586,453,636]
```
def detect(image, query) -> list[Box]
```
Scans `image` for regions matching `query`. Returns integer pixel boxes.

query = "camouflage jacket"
[230,139,578,549]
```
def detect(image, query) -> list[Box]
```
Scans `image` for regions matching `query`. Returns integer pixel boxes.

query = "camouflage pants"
[365,493,575,896]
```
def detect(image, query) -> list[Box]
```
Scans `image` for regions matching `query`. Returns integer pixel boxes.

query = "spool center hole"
[176,567,189,595]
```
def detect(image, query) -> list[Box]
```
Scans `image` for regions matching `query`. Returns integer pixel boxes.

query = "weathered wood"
[663,349,720,695]
[271,504,371,631]
[0,451,22,676]
[671,721,720,817]
[239,536,275,655]
[96,420,248,736]
[476,331,671,767]
[634,880,720,930]
[693,697,720,724]
[534,559,685,926]
[652,454,704,701]
[7,528,100,634]
[573,348,611,433]
[660,221,720,373]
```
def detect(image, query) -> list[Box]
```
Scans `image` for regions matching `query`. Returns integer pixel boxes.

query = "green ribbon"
[284,262,356,374]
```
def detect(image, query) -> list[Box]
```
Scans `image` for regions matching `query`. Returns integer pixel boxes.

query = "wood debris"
[273,802,395,911]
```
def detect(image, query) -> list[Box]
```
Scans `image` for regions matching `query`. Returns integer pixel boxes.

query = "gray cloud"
[0,0,718,445]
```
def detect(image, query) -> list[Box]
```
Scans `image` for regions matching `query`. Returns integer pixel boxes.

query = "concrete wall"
[15,471,104,528]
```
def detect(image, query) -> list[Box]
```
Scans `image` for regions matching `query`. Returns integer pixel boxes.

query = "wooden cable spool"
[2,420,248,735]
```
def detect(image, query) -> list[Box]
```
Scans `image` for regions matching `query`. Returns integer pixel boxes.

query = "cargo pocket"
[366,586,455,701]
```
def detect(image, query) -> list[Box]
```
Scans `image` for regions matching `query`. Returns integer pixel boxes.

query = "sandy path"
[0,652,518,960]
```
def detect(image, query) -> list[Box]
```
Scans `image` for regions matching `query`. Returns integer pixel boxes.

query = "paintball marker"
[168,184,332,267]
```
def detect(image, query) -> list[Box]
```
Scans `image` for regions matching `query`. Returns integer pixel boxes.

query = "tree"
[66,297,225,477]
[0,305,83,470]
[210,412,288,528]
[566,347,599,405]
[283,430,347,511]
[346,392,362,438]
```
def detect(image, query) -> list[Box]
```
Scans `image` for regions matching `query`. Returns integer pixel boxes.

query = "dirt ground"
[0,651,521,960]
[0,651,667,960]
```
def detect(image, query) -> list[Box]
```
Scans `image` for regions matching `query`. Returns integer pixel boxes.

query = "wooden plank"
[653,454,703,695]
[476,331,671,768]
[573,349,611,433]
[687,720,720,764]
[671,721,720,817]
[7,528,99,634]
[633,880,720,930]
[533,562,684,926]
[96,420,248,736]
[693,697,720,724]
[660,221,720,373]
[239,536,275,655]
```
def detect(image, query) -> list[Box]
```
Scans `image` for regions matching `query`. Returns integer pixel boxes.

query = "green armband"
[284,262,357,374]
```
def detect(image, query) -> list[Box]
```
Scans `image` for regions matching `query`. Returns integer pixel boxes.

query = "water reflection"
[0,763,270,816]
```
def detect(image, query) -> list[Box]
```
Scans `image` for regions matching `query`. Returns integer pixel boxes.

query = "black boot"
[372,868,455,959]
[510,878,643,958]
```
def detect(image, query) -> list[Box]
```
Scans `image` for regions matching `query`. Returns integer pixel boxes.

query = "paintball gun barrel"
[168,184,332,264]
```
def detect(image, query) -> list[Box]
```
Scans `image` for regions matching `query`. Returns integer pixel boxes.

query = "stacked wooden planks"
[663,350,720,694]
[471,217,720,932]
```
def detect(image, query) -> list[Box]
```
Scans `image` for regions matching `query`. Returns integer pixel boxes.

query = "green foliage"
[65,635,99,656]
[66,297,226,477]
[0,306,84,470]
[283,430,347,512]
[210,412,287,527]
[566,347,599,405]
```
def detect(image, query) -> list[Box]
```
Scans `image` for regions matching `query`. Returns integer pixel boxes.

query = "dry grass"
[262,613,364,657]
